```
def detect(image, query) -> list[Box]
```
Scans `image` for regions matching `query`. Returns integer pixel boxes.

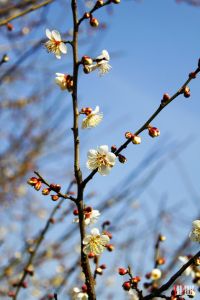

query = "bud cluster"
[118,266,141,293]
[27,176,62,202]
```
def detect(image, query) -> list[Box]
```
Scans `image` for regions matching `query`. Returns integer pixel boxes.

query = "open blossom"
[150,268,162,280]
[44,29,67,59]
[82,106,103,129]
[72,287,88,300]
[189,220,200,242]
[84,50,111,76]
[86,145,116,176]
[83,228,110,255]
[128,289,139,300]
[178,256,195,277]
[55,73,73,92]
[73,208,100,226]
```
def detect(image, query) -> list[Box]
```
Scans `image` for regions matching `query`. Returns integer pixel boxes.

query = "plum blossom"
[73,208,100,226]
[83,228,110,255]
[150,268,162,280]
[86,145,116,176]
[44,29,67,59]
[72,287,88,300]
[82,106,103,129]
[189,220,200,242]
[84,50,111,76]
[55,73,73,92]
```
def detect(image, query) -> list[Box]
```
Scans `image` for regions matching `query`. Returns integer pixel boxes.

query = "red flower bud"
[27,177,38,186]
[82,284,87,292]
[122,281,131,291]
[42,188,50,195]
[90,17,99,27]
[118,268,128,275]
[51,195,59,201]
[73,209,79,215]
[148,126,160,138]
[34,181,42,191]
[125,131,133,139]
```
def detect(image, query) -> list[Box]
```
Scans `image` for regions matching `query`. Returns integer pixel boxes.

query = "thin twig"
[0,0,55,27]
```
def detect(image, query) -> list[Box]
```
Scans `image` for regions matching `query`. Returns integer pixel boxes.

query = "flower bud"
[73,209,79,215]
[132,135,141,145]
[95,267,103,275]
[183,86,190,98]
[88,252,95,258]
[27,177,38,186]
[51,195,59,201]
[103,230,112,239]
[85,107,92,115]
[125,131,133,139]
[132,276,141,283]
[118,154,127,164]
[156,257,166,265]
[118,268,128,275]
[82,55,93,65]
[50,218,55,224]
[100,264,106,269]
[195,257,200,266]
[189,72,196,79]
[2,54,9,63]
[112,0,120,3]
[82,284,87,292]
[34,181,42,191]
[150,268,162,280]
[84,12,91,19]
[111,145,117,153]
[106,244,115,252]
[122,281,131,291]
[53,184,61,192]
[22,281,28,288]
[90,17,99,27]
[159,234,166,242]
[42,188,50,195]
[7,23,14,31]
[161,93,170,105]
[25,264,34,276]
[8,291,15,297]
[148,126,160,138]
[95,0,104,7]
[83,66,91,74]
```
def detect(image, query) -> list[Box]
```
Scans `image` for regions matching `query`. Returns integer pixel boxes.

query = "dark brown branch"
[82,64,200,187]
[143,249,200,299]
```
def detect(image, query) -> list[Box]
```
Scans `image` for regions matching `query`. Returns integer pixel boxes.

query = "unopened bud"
[21,281,28,288]
[125,131,133,139]
[2,54,9,63]
[82,284,87,292]
[73,209,79,215]
[88,252,95,258]
[42,188,50,195]
[90,17,99,27]
[112,0,120,3]
[95,267,103,275]
[159,234,166,242]
[27,177,38,186]
[122,281,131,291]
[161,93,170,105]
[82,55,93,65]
[132,276,141,283]
[100,264,106,269]
[148,126,160,138]
[156,257,166,265]
[51,195,59,201]
[118,268,128,275]
[132,135,141,145]
[183,86,190,98]
[111,145,117,153]
[118,154,127,164]
[7,23,13,31]
[106,244,114,252]
[83,66,91,74]
[189,72,196,79]
[34,181,42,191]
[84,12,90,19]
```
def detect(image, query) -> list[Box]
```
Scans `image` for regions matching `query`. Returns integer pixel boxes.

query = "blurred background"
[0,0,200,299]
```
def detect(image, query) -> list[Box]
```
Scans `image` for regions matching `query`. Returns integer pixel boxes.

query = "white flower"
[178,256,195,277]
[72,287,88,300]
[189,220,200,242]
[150,268,162,280]
[82,106,103,129]
[44,29,67,59]
[86,145,116,176]
[83,228,110,255]
[84,50,111,76]
[55,73,73,91]
[73,208,100,226]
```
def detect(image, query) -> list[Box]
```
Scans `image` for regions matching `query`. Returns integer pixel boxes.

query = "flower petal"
[92,106,100,114]
[59,42,67,54]
[98,145,109,154]
[107,152,116,165]
[87,149,97,158]
[52,30,61,41]
[46,28,52,39]
[98,165,111,176]
[91,228,100,236]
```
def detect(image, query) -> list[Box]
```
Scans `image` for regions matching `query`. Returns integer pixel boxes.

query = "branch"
[12,179,75,300]
[0,0,55,27]
[143,249,200,299]
[82,63,200,187]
